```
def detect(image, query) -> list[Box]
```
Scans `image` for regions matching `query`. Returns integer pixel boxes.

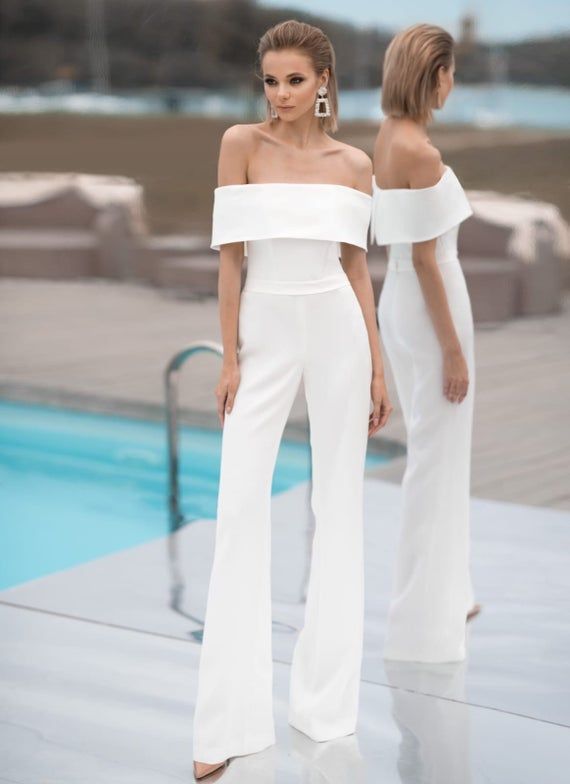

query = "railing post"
[164,341,224,534]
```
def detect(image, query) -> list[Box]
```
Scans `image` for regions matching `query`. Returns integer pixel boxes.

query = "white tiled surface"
[1,478,570,782]
[1,603,569,784]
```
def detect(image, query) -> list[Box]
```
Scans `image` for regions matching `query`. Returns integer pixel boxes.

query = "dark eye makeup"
[263,76,305,85]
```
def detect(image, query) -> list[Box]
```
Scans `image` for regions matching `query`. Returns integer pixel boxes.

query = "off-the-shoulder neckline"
[373,165,452,193]
[215,182,372,199]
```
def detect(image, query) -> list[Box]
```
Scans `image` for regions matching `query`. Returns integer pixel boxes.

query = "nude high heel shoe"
[193,759,228,780]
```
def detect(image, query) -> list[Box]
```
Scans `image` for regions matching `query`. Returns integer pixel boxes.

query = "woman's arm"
[215,125,251,425]
[340,152,393,435]
[409,148,469,404]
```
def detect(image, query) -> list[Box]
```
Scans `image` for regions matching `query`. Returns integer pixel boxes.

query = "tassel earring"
[314,85,331,118]
[270,104,278,119]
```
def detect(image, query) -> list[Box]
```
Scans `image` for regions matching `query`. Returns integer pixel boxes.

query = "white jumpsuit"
[371,166,476,663]
[192,183,373,763]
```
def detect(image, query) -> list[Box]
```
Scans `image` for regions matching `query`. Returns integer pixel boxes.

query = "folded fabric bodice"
[210,182,372,294]
[371,166,473,268]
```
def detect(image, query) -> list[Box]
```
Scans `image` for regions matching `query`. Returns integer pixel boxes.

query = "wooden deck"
[1,278,568,510]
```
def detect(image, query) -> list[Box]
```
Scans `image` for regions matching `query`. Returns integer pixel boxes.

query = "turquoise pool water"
[0,399,387,591]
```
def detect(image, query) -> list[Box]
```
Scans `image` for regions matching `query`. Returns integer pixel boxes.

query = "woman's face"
[437,57,455,107]
[262,48,327,123]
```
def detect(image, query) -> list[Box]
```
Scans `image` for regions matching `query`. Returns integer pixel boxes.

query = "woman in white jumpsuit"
[371,24,480,664]
[193,20,391,778]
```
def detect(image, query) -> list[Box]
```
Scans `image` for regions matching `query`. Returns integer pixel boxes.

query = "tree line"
[1,0,568,89]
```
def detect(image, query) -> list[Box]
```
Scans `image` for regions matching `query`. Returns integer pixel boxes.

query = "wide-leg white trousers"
[192,282,372,763]
[378,257,476,663]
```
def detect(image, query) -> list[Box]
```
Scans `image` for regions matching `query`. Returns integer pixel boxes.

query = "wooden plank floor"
[1,278,568,510]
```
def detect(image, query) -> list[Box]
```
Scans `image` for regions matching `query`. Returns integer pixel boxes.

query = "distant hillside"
[0,0,568,89]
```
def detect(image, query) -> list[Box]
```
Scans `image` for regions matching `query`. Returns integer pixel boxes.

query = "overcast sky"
[260,0,570,43]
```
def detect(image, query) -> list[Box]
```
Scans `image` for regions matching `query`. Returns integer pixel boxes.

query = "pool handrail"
[163,340,299,637]
[164,340,224,533]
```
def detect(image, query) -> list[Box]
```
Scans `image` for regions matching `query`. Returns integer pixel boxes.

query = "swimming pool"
[0,399,388,591]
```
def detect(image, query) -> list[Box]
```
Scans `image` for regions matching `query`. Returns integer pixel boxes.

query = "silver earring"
[270,104,278,119]
[314,85,331,118]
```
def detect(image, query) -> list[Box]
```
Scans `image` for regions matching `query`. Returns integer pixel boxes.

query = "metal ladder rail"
[163,339,298,637]
[164,340,224,534]
[164,340,223,632]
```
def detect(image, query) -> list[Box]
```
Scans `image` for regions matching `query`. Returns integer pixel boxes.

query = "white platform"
[1,478,569,782]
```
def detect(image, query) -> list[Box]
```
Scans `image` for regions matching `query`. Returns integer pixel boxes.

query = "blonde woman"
[371,24,481,664]
[192,20,391,779]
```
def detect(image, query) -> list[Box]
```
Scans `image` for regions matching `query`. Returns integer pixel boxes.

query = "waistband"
[243,272,351,295]
[387,255,460,272]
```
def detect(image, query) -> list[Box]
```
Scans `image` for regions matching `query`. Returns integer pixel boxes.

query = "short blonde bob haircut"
[256,19,339,133]
[381,23,454,125]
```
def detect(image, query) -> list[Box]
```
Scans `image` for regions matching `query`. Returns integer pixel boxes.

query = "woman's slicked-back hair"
[256,19,339,133]
[381,23,454,125]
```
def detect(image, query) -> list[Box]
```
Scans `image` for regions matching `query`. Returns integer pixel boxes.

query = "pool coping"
[0,381,406,463]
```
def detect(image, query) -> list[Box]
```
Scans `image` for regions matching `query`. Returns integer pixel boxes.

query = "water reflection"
[289,729,366,784]
[385,659,471,784]
[189,715,366,782]
[213,743,278,783]
[2,85,570,128]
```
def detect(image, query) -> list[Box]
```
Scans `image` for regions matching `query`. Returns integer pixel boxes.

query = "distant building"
[458,13,477,52]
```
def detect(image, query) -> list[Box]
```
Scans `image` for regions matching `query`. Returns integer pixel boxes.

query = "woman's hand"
[215,361,241,426]
[443,347,469,403]
[369,373,393,436]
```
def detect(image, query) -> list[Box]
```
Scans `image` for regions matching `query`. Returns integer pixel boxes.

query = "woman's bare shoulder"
[375,121,443,189]
[219,122,267,150]
[334,141,372,174]
[217,124,261,186]
[406,142,444,188]
[329,141,372,194]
